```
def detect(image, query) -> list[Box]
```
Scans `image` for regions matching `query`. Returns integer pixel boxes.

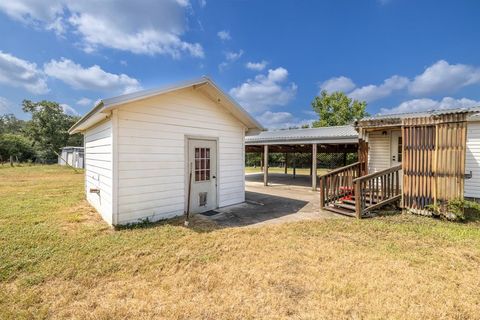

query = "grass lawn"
[246,166,330,175]
[1,165,480,319]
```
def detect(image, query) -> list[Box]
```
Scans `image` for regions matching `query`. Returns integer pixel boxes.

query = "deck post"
[312,144,317,190]
[319,176,325,208]
[264,145,269,186]
[354,181,362,219]
[284,153,288,174]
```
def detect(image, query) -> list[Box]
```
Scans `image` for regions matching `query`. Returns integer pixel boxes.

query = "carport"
[245,125,359,190]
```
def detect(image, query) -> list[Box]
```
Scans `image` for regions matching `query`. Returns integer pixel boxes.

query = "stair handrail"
[352,164,402,183]
[353,164,402,218]
[320,162,361,209]
[319,162,360,179]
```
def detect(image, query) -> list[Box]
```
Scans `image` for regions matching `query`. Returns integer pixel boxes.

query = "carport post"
[284,153,288,174]
[293,153,296,179]
[312,144,317,190]
[263,145,269,186]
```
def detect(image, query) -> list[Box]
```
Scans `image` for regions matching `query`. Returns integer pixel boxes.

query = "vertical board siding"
[367,130,391,174]
[465,122,480,199]
[116,88,245,224]
[402,114,467,213]
[84,119,113,224]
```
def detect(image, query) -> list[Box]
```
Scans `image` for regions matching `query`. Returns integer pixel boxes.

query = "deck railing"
[319,162,361,208]
[353,164,402,218]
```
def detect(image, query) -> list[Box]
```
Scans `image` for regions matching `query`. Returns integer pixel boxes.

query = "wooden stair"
[320,163,402,219]
[324,195,379,217]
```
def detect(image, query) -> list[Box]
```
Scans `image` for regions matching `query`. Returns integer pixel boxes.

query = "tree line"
[0,100,83,165]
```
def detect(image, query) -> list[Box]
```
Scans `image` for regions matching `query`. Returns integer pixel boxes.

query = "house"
[58,146,84,168]
[320,107,480,218]
[69,77,263,225]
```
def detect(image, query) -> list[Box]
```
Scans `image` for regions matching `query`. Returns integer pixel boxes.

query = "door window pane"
[194,147,211,182]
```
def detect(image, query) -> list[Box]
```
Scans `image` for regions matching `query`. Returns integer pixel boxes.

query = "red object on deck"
[339,186,353,201]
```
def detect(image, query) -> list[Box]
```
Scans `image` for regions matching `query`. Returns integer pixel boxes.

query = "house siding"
[465,121,480,199]
[84,119,113,224]
[116,87,245,224]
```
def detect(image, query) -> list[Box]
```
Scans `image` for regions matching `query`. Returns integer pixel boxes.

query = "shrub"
[0,134,35,163]
[426,198,480,221]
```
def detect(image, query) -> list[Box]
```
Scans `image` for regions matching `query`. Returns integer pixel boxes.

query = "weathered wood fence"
[402,113,467,214]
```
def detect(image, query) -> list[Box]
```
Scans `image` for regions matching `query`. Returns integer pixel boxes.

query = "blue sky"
[0,0,480,128]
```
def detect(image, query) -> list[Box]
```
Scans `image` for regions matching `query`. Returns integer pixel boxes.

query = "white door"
[390,130,402,166]
[187,139,217,214]
[390,130,403,187]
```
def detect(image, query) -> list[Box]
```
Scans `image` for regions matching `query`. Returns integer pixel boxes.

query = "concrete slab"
[201,173,344,228]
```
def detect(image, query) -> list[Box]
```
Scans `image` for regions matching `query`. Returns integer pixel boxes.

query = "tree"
[311,90,368,127]
[0,114,26,134]
[0,134,35,165]
[22,100,82,161]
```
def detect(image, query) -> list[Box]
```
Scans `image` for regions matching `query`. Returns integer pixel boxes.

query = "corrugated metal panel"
[245,125,358,145]
[362,106,480,122]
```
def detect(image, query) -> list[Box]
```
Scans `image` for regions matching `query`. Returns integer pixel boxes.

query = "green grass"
[245,166,330,175]
[1,165,480,319]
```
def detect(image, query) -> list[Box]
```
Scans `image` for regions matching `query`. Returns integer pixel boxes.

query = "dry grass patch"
[1,165,480,319]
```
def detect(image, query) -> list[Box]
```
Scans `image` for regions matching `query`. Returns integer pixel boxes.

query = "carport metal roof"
[245,125,358,145]
[245,125,359,190]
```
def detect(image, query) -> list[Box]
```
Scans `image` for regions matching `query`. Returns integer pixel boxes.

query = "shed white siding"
[465,121,480,199]
[115,87,245,224]
[367,130,391,174]
[84,119,113,224]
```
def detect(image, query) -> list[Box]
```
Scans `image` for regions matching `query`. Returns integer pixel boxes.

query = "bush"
[0,134,35,163]
[426,198,480,221]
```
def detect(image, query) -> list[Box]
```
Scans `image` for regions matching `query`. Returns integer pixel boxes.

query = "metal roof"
[245,125,358,145]
[361,106,480,122]
[69,76,264,134]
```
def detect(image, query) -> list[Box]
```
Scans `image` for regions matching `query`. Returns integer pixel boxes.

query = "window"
[398,137,403,162]
[194,147,210,182]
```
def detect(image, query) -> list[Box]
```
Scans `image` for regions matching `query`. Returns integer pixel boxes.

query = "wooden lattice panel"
[402,113,467,213]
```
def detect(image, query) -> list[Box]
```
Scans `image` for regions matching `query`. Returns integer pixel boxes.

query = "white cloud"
[319,60,480,103]
[257,111,315,129]
[379,97,480,115]
[409,60,480,95]
[0,51,49,94]
[44,58,141,94]
[60,103,79,116]
[246,61,268,71]
[0,97,13,114]
[76,97,92,106]
[225,50,243,61]
[0,0,203,58]
[348,75,409,102]
[199,0,207,8]
[229,67,297,113]
[218,50,244,71]
[319,76,356,93]
[217,30,231,41]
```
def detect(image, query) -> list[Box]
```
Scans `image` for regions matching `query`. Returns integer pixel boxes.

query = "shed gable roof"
[69,77,264,134]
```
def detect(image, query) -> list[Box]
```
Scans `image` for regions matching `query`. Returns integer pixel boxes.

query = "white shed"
[69,77,263,225]
[58,146,84,168]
